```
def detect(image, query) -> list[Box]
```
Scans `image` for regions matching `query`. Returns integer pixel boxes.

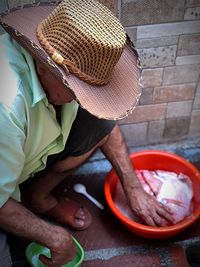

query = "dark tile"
[186,242,200,267]
[169,245,190,267]
[121,0,185,26]
[0,0,8,12]
[98,0,118,16]
[164,117,190,139]
[178,34,200,56]
[193,160,200,170]
[7,234,30,266]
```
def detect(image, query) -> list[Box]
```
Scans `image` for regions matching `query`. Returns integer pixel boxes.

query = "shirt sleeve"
[0,104,25,207]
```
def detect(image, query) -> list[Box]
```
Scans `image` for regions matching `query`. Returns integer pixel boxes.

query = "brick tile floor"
[8,160,200,267]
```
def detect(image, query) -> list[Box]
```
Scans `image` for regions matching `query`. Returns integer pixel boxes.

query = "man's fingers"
[39,254,55,267]
[157,204,174,223]
[140,201,173,227]
[150,212,166,227]
[138,209,158,227]
[39,248,75,267]
[129,190,175,227]
[160,203,174,215]
[143,215,157,227]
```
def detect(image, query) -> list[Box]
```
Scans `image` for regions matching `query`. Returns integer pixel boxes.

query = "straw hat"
[0,0,142,120]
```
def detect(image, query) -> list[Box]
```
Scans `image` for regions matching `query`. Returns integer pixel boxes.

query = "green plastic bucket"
[26,237,84,267]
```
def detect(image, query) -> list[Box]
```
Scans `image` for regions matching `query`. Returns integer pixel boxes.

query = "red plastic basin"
[104,150,200,239]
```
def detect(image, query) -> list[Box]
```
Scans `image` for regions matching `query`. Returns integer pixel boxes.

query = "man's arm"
[101,125,174,227]
[0,198,76,267]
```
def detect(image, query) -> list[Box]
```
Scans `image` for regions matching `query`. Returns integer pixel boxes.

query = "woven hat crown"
[37,0,126,85]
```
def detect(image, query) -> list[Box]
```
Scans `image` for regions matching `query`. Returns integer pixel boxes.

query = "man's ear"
[35,60,46,76]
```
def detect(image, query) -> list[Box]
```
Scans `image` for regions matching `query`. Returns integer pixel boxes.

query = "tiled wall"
[1,0,200,148]
[118,0,200,147]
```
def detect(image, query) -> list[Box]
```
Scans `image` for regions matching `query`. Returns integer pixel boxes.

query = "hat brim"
[1,4,142,120]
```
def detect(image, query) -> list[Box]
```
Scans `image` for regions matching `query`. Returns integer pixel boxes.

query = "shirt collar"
[21,47,46,107]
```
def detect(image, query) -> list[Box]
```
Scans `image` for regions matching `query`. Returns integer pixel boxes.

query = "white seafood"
[114,170,193,225]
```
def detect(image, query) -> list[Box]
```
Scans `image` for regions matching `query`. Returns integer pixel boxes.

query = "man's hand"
[100,125,174,227]
[0,199,77,267]
[127,186,175,227]
[39,226,77,267]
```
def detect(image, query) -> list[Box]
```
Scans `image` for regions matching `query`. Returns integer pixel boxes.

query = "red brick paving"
[9,160,200,266]
[169,245,190,267]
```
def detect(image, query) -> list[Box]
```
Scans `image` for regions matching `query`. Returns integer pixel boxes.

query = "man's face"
[35,61,74,105]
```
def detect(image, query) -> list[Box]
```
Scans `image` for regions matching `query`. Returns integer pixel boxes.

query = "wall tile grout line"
[84,245,171,262]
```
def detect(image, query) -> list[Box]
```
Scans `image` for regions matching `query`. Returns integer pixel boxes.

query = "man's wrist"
[121,172,141,188]
[42,224,72,251]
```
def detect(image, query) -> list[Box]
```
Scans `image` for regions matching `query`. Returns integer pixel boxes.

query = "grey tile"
[137,21,200,39]
[136,36,179,49]
[166,101,193,118]
[120,123,148,146]
[176,55,200,65]
[148,120,165,142]
[139,87,153,105]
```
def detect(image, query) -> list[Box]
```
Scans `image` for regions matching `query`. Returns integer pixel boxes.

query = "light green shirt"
[0,34,79,206]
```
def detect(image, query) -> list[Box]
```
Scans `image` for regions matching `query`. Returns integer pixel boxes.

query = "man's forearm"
[0,198,71,250]
[101,125,175,227]
[101,125,141,192]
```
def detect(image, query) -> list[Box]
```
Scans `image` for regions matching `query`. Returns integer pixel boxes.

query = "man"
[0,1,173,266]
